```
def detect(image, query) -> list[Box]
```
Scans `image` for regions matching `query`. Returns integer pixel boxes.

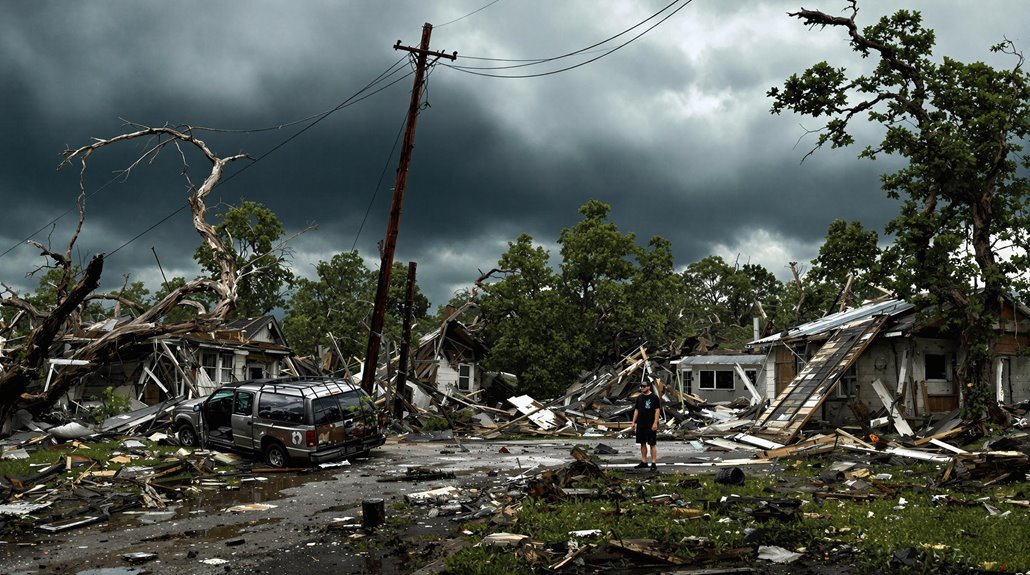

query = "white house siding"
[678,357,766,405]
[1001,356,1030,404]
[435,362,460,396]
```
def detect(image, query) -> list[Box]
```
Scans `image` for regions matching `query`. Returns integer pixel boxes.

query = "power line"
[0,173,121,260]
[445,0,686,73]
[436,0,503,28]
[106,61,415,258]
[2,58,413,264]
[453,47,611,63]
[187,56,409,134]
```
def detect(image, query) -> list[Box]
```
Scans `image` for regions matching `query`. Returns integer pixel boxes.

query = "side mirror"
[193,403,202,412]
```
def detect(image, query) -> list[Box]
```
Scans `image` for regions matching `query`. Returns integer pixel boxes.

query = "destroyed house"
[412,316,487,399]
[672,354,767,405]
[745,296,1030,442]
[52,315,301,408]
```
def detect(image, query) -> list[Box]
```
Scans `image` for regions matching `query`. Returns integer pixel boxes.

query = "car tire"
[177,423,199,447]
[264,441,289,468]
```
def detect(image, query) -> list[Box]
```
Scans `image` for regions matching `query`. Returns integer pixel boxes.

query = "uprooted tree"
[0,124,255,425]
[769,2,1030,419]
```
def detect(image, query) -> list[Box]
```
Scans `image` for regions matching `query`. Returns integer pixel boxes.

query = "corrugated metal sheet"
[677,354,766,366]
[747,299,914,347]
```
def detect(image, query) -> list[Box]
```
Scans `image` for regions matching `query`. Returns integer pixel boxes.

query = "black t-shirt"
[634,392,661,428]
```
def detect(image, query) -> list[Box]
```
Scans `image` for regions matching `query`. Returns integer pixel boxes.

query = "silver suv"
[172,377,385,467]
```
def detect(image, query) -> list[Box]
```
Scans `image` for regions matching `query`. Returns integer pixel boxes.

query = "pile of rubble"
[388,345,748,440]
[0,405,321,536]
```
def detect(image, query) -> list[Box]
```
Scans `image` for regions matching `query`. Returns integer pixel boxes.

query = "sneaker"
[634,462,648,469]
[650,462,658,471]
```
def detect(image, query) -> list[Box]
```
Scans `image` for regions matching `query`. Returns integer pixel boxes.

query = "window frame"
[457,363,474,392]
[697,369,735,391]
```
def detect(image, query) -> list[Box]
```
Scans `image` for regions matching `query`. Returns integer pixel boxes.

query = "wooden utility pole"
[361,24,456,394]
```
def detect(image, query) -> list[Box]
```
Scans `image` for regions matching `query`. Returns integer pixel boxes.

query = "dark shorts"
[635,427,657,446]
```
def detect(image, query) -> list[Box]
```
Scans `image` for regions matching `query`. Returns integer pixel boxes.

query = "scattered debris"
[757,545,804,564]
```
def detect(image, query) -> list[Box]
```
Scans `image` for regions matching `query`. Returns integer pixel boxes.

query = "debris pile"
[0,408,303,535]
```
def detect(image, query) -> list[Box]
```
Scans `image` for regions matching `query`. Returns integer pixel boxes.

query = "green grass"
[0,438,181,480]
[441,460,1030,574]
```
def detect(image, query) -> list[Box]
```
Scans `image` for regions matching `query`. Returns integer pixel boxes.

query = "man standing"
[631,381,661,470]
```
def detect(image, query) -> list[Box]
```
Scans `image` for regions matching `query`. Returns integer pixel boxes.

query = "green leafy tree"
[623,236,687,348]
[480,203,687,398]
[558,200,641,361]
[682,256,782,348]
[282,253,428,360]
[383,260,430,345]
[283,251,375,359]
[194,200,295,318]
[425,288,481,333]
[479,234,584,398]
[807,220,885,311]
[114,280,150,310]
[769,3,1030,417]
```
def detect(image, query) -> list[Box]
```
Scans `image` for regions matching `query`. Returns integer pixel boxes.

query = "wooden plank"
[704,438,757,452]
[833,428,876,449]
[929,438,967,454]
[870,378,914,436]
[895,348,909,395]
[754,433,838,459]
[911,426,965,446]
[733,433,783,450]
[841,444,952,462]
[755,315,889,442]
[733,363,763,406]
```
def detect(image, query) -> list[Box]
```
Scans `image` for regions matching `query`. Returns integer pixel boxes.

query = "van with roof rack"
[171,377,385,467]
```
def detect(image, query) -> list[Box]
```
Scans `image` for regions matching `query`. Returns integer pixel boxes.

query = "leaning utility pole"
[361,24,456,394]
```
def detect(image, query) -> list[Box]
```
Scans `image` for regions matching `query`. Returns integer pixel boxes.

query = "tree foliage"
[481,203,691,398]
[769,2,1030,416]
[195,200,295,319]
[282,252,428,360]
[681,256,784,347]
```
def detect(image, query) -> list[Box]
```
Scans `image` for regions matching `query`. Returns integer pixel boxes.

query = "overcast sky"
[1,1,1027,311]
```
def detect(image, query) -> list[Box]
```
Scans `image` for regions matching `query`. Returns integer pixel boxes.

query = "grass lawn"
[443,458,1030,574]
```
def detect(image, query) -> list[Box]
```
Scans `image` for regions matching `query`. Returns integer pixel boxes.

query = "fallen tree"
[0,124,252,425]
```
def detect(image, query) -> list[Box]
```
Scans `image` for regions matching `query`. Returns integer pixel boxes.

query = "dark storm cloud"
[1,1,1027,308]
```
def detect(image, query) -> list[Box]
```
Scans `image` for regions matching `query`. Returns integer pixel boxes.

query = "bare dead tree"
[0,124,252,422]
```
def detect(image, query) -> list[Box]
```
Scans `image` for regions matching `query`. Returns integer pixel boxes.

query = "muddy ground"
[2,437,746,575]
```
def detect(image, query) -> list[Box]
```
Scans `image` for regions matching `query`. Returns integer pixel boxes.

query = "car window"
[257,392,305,424]
[209,389,235,403]
[234,392,253,415]
[312,390,368,425]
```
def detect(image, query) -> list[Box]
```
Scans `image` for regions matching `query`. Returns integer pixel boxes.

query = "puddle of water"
[94,470,337,534]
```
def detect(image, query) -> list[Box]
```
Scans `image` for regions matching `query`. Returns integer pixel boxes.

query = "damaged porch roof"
[746,298,914,348]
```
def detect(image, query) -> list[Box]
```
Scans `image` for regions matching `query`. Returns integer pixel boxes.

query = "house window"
[925,353,948,380]
[698,370,734,390]
[835,365,858,398]
[201,352,236,384]
[220,353,234,383]
[457,363,474,392]
[248,365,265,380]
[744,370,758,387]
